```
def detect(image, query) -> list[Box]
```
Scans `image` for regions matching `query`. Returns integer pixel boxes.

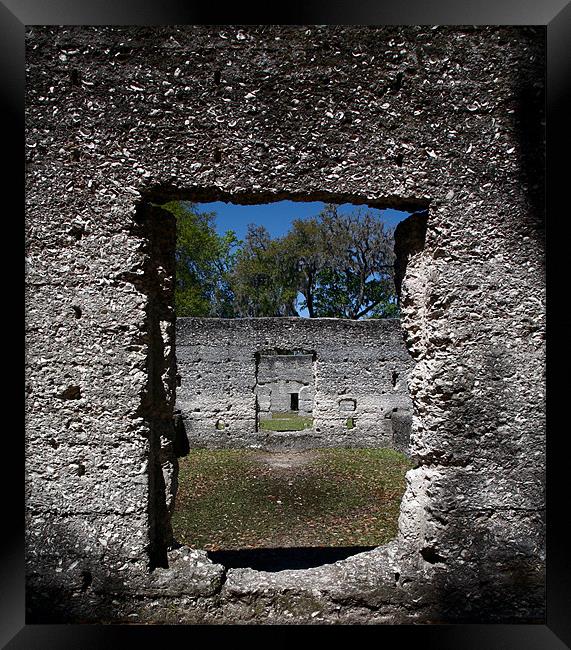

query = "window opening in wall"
[160,197,427,571]
[255,350,315,432]
[166,199,415,320]
[290,393,299,411]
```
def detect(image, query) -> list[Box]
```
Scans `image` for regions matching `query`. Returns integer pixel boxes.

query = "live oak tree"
[311,204,398,319]
[231,224,300,317]
[281,217,323,318]
[171,201,399,320]
[266,204,398,319]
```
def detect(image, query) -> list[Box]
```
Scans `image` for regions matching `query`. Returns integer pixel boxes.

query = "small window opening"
[339,398,356,412]
[290,392,299,411]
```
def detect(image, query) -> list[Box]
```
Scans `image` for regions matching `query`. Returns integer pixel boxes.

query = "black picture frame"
[12,0,570,646]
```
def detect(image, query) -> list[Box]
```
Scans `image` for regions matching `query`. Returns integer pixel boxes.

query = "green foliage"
[170,200,401,319]
[162,201,239,317]
[230,224,300,317]
[281,218,324,318]
[310,204,397,319]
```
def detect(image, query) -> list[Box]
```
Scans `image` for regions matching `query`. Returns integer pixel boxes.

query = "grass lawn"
[172,448,413,550]
[258,412,313,431]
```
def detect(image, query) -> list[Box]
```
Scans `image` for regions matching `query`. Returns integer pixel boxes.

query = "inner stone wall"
[176,317,413,450]
[25,25,545,624]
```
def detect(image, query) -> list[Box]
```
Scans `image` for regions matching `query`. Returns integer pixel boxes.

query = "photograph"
[19,14,560,639]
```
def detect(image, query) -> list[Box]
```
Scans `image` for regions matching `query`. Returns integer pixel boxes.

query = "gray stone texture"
[176,317,413,448]
[257,353,314,418]
[25,25,545,623]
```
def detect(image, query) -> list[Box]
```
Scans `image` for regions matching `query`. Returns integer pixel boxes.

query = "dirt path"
[250,450,319,470]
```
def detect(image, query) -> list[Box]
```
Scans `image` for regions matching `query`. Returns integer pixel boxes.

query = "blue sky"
[197,200,411,242]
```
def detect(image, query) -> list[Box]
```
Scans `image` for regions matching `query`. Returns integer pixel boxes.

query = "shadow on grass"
[207,545,375,571]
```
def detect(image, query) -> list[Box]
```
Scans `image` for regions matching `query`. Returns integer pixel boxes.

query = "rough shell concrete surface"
[25,25,545,623]
[175,317,413,449]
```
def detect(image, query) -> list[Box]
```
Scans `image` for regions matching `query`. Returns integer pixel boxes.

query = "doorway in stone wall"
[255,349,315,433]
[146,193,427,571]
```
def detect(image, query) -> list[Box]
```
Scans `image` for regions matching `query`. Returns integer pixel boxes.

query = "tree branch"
[355,298,388,320]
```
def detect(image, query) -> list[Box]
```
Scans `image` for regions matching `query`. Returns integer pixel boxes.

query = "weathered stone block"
[176,318,413,448]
